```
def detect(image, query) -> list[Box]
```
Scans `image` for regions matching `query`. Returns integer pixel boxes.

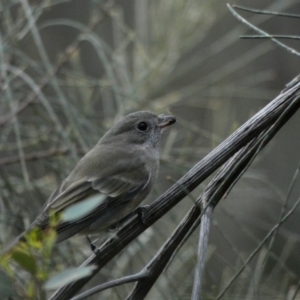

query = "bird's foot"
[107,205,150,233]
[137,205,149,225]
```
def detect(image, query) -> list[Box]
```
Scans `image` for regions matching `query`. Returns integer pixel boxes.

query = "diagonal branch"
[50,79,300,300]
[191,88,300,300]
[128,114,290,300]
[71,270,149,300]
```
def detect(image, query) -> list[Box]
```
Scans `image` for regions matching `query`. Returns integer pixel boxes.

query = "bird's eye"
[137,122,148,132]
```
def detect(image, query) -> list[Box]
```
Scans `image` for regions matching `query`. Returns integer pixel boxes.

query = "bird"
[1,111,176,254]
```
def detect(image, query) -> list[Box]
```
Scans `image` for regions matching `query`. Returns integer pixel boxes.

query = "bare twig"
[240,35,300,40]
[263,159,300,266]
[191,205,213,300]
[71,270,149,300]
[232,5,300,19]
[217,193,300,299]
[227,4,300,57]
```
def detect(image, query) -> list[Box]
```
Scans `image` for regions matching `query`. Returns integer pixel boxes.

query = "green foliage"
[11,250,37,275]
[0,212,59,298]
[1,0,300,299]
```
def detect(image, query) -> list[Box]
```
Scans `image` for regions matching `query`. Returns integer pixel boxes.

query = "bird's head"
[101,111,176,148]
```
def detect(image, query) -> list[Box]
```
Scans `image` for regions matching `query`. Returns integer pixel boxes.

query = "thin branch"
[263,158,300,266]
[232,5,300,19]
[126,204,201,300]
[216,193,300,299]
[71,270,149,300]
[227,4,300,57]
[191,204,213,300]
[240,35,300,40]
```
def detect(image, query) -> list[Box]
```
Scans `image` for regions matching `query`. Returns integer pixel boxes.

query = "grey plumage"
[1,111,176,254]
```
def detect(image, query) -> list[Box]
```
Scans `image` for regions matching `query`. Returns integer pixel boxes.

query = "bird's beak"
[158,114,176,129]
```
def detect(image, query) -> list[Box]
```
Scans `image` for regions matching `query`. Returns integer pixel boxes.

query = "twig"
[217,193,300,299]
[227,4,300,57]
[232,5,300,19]
[263,158,300,266]
[71,270,149,300]
[240,35,300,40]
[191,204,213,300]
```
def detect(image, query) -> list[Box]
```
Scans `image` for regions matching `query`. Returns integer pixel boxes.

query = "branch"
[191,205,213,300]
[240,35,300,40]
[232,5,300,19]
[190,84,300,299]
[71,270,149,300]
[49,80,300,300]
[126,204,201,299]
[217,192,300,299]
[227,4,300,57]
[127,124,279,299]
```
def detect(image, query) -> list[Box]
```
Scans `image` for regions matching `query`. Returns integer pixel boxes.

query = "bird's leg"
[87,205,151,254]
[107,205,150,232]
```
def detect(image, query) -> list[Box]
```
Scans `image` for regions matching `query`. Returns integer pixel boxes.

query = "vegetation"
[1,1,300,299]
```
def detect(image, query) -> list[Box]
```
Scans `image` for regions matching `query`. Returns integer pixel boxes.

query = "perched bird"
[1,111,176,254]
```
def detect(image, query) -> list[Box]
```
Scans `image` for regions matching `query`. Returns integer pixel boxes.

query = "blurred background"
[1,0,300,299]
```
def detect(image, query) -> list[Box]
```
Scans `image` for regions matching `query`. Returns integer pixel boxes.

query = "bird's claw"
[137,205,149,225]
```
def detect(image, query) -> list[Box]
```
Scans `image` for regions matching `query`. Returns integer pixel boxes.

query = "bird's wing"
[48,173,148,211]
[36,173,150,241]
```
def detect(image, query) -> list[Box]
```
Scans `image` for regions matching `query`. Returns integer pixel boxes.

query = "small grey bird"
[1,111,176,254]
